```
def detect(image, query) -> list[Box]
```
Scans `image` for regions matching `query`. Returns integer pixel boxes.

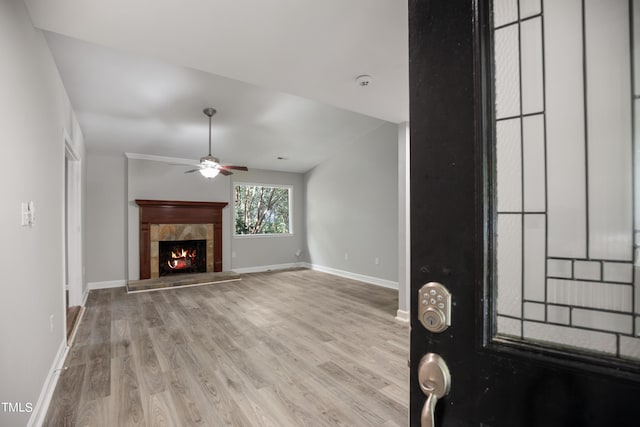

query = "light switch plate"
[21,202,29,226]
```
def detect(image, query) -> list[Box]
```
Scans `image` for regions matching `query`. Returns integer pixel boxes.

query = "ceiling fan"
[182,108,248,178]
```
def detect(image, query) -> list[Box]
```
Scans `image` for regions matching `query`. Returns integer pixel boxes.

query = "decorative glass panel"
[492,0,640,361]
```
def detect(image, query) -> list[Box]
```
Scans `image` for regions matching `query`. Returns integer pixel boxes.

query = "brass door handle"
[418,353,451,427]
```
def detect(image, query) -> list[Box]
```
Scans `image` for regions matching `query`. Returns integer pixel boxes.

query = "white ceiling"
[25,0,408,173]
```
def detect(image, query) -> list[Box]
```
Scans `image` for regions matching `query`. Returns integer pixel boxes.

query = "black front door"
[409,1,640,425]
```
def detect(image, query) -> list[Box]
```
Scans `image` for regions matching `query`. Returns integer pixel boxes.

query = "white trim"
[234,181,294,190]
[232,262,305,274]
[64,131,83,307]
[305,263,399,290]
[233,182,294,236]
[27,340,69,427]
[395,309,410,323]
[63,129,79,161]
[89,279,126,290]
[125,152,197,164]
[233,233,294,239]
[81,286,90,306]
[398,121,411,316]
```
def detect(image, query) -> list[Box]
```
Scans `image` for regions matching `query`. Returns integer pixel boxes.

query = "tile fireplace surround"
[135,199,228,280]
[152,224,213,277]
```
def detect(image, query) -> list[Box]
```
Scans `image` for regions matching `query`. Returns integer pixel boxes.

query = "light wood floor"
[45,269,409,426]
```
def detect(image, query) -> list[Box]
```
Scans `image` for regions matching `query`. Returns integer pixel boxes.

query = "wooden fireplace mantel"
[135,199,228,279]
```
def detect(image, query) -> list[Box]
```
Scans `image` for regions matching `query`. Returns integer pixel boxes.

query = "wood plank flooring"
[44,269,409,426]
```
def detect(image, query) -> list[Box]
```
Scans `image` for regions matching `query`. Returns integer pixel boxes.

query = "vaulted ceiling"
[25,0,408,172]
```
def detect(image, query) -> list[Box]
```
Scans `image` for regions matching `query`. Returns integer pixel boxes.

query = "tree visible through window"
[234,184,291,235]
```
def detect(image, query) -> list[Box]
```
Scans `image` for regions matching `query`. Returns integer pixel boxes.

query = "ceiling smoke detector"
[355,75,372,87]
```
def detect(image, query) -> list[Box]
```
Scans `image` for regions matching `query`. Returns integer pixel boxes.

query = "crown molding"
[124,152,197,165]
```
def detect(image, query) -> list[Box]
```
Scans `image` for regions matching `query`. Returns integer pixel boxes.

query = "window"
[234,184,292,235]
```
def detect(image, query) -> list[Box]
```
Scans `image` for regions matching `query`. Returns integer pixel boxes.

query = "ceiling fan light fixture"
[199,167,220,179]
[180,107,247,179]
[201,157,219,167]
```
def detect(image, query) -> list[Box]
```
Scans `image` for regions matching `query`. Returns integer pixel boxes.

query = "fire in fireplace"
[158,240,207,276]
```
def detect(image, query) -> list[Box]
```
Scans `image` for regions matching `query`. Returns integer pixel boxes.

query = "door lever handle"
[418,353,451,427]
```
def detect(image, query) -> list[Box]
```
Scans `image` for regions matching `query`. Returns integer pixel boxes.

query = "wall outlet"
[49,314,54,332]
[231,251,237,258]
[375,257,380,265]
[20,201,35,226]
[344,252,349,261]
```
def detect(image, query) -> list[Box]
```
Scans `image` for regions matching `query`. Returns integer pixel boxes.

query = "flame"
[167,247,197,270]
[171,249,189,259]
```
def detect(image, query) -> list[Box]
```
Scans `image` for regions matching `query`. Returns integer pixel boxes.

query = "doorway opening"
[64,133,83,344]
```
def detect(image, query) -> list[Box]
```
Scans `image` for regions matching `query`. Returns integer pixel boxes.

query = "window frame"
[232,182,294,238]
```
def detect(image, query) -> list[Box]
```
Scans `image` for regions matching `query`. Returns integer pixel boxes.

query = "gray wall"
[231,169,307,270]
[84,156,307,282]
[126,157,232,279]
[75,119,88,299]
[85,153,127,284]
[305,122,399,284]
[0,1,84,425]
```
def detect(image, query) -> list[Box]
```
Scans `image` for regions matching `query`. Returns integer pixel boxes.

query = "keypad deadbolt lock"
[418,282,451,333]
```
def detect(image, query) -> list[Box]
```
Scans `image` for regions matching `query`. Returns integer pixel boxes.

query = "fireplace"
[135,200,228,279]
[159,239,207,276]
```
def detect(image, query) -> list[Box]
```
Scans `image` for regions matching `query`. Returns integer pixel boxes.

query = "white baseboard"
[27,339,69,427]
[232,262,305,274]
[66,306,86,347]
[88,279,126,290]
[305,263,399,290]
[395,309,410,323]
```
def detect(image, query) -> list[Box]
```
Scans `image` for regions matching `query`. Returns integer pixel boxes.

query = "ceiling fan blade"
[219,165,248,171]
[184,169,202,174]
[219,169,234,176]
